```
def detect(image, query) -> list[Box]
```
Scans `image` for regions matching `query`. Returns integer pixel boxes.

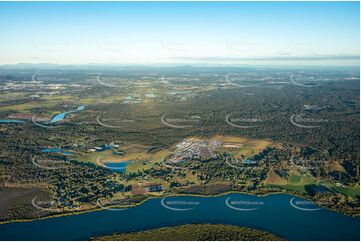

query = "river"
[0,193,358,240]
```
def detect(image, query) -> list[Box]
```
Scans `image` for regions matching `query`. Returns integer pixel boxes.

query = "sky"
[0,1,359,66]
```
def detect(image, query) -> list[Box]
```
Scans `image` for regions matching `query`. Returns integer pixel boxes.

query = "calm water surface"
[103,161,130,172]
[0,193,358,241]
[0,119,25,123]
[48,105,85,123]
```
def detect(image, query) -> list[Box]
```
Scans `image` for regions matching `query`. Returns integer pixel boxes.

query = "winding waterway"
[0,193,358,240]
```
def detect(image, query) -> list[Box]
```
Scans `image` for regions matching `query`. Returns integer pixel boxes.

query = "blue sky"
[0,1,359,66]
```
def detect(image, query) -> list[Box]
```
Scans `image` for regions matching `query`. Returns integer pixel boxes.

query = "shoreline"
[0,189,359,226]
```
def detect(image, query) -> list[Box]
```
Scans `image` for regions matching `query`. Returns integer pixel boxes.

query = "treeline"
[93,224,284,241]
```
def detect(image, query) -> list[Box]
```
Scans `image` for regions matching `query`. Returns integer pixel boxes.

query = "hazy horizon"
[0,1,359,66]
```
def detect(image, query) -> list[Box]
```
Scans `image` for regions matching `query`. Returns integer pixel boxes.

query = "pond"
[48,105,85,123]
